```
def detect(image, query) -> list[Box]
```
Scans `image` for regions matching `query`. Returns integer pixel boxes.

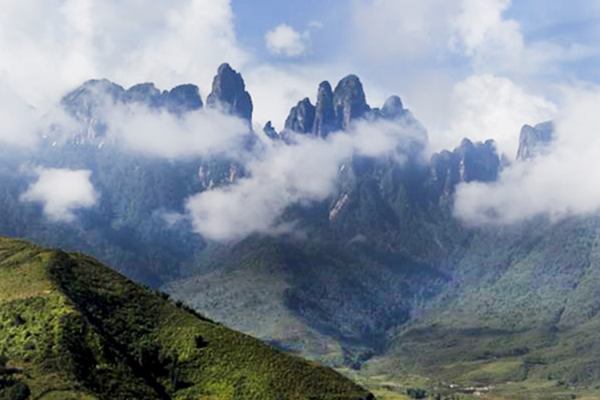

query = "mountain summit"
[333,75,369,131]
[206,63,253,123]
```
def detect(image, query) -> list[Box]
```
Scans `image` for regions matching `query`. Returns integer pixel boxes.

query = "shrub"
[407,388,428,399]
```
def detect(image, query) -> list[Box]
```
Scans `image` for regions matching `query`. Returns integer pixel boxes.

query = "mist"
[454,85,600,225]
[20,168,98,222]
[105,103,251,160]
[186,119,426,241]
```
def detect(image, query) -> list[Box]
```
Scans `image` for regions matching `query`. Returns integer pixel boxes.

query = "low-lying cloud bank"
[20,168,98,222]
[106,104,251,160]
[186,119,426,241]
[455,85,600,225]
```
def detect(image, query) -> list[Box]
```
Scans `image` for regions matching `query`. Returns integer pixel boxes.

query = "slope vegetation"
[0,236,371,400]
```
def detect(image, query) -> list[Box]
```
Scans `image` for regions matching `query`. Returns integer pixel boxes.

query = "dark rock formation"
[283,75,414,140]
[430,150,461,198]
[61,79,204,139]
[456,138,499,183]
[285,98,315,134]
[122,83,162,105]
[430,138,500,198]
[122,83,204,113]
[61,79,125,118]
[60,79,126,138]
[516,121,554,160]
[333,75,370,131]
[312,81,338,137]
[161,84,203,114]
[206,63,253,122]
[263,121,279,140]
[381,95,404,120]
[64,80,203,116]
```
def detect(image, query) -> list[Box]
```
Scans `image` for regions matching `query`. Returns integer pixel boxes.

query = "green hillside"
[0,236,372,400]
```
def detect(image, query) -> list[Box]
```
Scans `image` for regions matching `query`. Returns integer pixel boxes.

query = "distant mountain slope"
[0,236,372,400]
[367,215,600,388]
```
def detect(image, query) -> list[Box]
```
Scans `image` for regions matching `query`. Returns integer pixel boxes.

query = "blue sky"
[232,0,349,62]
[231,0,600,79]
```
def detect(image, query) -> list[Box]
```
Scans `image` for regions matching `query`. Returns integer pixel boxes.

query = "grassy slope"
[0,236,372,400]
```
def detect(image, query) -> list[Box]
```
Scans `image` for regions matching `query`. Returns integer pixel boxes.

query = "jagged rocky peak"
[313,81,338,137]
[333,74,370,131]
[516,121,554,161]
[381,95,404,120]
[430,150,460,197]
[430,138,500,198]
[121,83,203,113]
[161,84,203,114]
[285,97,316,134]
[282,74,416,141]
[206,63,253,122]
[61,79,125,117]
[60,79,204,140]
[59,80,126,139]
[63,79,203,115]
[75,79,126,98]
[456,138,499,183]
[263,121,279,140]
[122,82,161,103]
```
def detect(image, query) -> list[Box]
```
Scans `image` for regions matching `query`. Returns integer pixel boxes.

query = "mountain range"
[0,62,599,395]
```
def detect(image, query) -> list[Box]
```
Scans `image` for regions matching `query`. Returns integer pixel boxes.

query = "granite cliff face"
[63,80,203,116]
[313,81,338,137]
[429,138,500,199]
[60,79,204,139]
[516,121,554,160]
[282,74,418,140]
[121,82,203,113]
[380,95,404,120]
[206,63,253,123]
[285,97,316,134]
[333,75,370,131]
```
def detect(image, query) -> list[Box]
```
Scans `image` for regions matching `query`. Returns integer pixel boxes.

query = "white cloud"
[265,24,310,57]
[0,0,248,111]
[454,85,600,225]
[349,0,595,159]
[20,168,98,222]
[352,0,457,62]
[449,0,524,72]
[429,74,557,157]
[0,79,40,147]
[106,104,250,160]
[185,118,426,241]
[351,0,591,76]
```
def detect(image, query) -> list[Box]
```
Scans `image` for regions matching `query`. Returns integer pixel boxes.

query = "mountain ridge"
[2,61,598,397]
